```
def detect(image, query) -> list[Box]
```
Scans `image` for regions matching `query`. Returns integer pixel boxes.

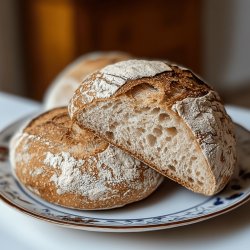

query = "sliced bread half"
[69,60,237,196]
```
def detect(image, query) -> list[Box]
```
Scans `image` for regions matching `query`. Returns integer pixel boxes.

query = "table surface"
[0,91,250,250]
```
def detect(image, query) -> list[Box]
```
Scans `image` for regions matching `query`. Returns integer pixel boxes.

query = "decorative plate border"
[0,118,250,232]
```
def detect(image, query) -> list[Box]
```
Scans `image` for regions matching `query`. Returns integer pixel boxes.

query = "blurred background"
[0,0,249,107]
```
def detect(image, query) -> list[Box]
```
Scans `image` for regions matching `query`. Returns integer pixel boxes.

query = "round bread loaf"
[11,107,163,210]
[44,51,131,109]
[69,59,237,196]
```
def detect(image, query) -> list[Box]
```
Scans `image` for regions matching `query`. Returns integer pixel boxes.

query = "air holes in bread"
[153,127,162,136]
[110,122,118,130]
[168,165,176,171]
[147,134,157,146]
[151,108,160,114]
[198,181,204,186]
[159,113,169,122]
[191,156,197,162]
[166,127,177,136]
[165,137,171,142]
[188,177,194,183]
[106,131,114,140]
[141,106,151,112]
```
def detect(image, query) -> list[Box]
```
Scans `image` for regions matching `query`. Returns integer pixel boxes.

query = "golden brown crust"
[13,108,163,210]
[24,107,108,158]
[69,62,212,120]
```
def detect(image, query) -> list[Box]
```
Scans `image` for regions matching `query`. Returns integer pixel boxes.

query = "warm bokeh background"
[0,0,250,107]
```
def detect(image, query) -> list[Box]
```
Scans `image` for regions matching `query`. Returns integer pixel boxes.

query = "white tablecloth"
[0,91,250,250]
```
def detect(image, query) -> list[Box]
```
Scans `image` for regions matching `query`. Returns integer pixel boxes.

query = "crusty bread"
[69,59,237,196]
[44,51,131,109]
[11,107,163,210]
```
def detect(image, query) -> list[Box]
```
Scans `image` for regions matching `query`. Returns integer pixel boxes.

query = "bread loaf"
[11,107,163,210]
[69,59,237,196]
[44,51,131,109]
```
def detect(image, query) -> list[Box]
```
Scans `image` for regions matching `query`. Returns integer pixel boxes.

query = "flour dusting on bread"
[43,144,160,201]
[172,91,236,190]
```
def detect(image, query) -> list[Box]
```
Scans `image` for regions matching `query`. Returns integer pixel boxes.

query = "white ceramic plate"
[0,118,250,232]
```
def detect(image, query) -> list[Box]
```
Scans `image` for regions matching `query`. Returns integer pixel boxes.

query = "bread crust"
[69,61,210,116]
[12,108,163,210]
[69,60,237,195]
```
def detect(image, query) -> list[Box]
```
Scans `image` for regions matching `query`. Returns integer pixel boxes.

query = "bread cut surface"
[11,107,163,210]
[69,59,237,196]
[44,51,131,109]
